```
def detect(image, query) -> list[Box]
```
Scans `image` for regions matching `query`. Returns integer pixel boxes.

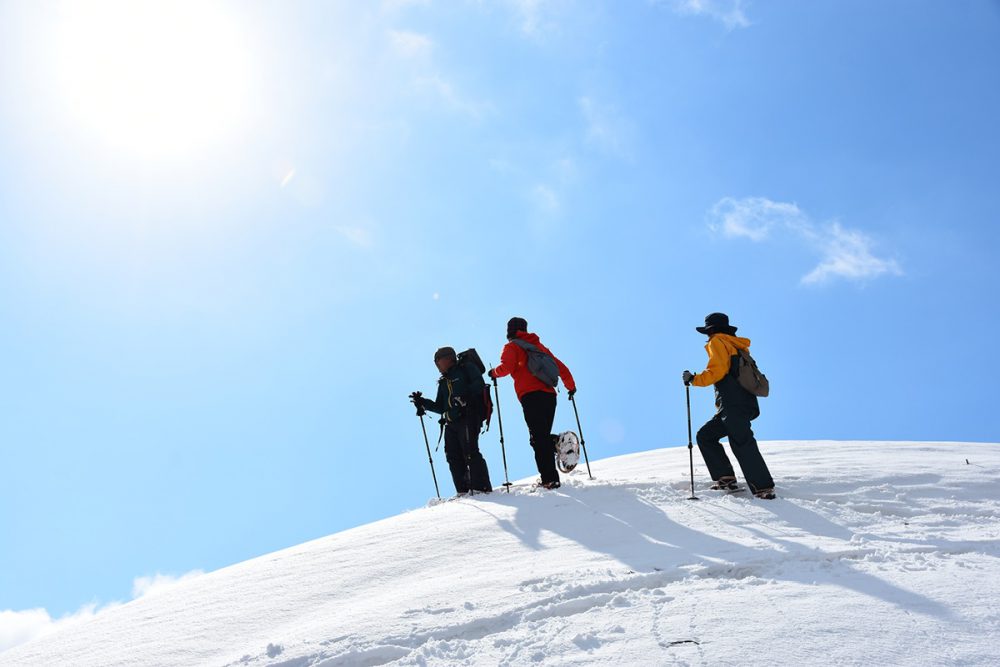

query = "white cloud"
[800,222,903,285]
[383,24,488,121]
[413,75,490,119]
[660,0,750,30]
[1,609,57,654]
[0,604,108,654]
[709,196,805,242]
[387,29,434,61]
[579,96,636,160]
[707,197,903,285]
[386,30,490,120]
[131,571,205,600]
[500,0,582,38]
[525,155,579,218]
[503,0,546,36]
[531,184,561,214]
[1,570,203,655]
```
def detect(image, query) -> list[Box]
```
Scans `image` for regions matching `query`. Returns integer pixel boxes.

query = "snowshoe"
[753,488,776,500]
[554,431,580,473]
[710,477,742,492]
[530,479,561,492]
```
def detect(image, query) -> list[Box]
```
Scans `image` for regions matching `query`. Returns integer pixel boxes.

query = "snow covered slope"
[4,442,999,666]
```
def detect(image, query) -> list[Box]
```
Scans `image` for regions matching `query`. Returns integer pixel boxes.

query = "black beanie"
[434,346,457,362]
[507,317,528,339]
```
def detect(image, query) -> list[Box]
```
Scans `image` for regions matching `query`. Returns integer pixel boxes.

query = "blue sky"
[1,0,998,642]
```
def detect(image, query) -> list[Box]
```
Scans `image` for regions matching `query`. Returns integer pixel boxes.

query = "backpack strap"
[511,338,539,354]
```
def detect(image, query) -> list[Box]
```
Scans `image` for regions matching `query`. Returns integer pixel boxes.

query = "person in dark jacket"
[489,317,576,490]
[411,347,493,495]
[683,313,775,499]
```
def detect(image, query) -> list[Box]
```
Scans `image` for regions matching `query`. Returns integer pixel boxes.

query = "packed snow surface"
[4,441,999,666]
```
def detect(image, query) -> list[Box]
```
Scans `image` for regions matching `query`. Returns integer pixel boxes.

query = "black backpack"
[457,348,494,430]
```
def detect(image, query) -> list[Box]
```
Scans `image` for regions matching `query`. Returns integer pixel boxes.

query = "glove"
[488,368,497,380]
[682,370,695,386]
[409,391,426,416]
[568,388,577,398]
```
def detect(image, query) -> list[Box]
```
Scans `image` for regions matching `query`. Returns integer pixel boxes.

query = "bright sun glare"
[50,1,252,159]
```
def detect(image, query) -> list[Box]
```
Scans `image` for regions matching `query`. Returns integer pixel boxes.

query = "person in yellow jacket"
[683,313,775,499]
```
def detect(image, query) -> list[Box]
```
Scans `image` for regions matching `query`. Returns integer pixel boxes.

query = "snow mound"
[4,441,999,666]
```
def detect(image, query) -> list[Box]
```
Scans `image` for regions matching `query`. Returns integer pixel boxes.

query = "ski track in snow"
[3,442,999,667]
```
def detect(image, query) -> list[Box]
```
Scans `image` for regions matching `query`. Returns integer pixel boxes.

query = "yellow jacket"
[691,333,752,387]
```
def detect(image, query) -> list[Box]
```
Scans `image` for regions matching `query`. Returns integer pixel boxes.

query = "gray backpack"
[734,348,769,397]
[511,339,560,388]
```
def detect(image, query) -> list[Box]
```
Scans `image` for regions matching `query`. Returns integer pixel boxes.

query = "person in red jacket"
[489,317,576,489]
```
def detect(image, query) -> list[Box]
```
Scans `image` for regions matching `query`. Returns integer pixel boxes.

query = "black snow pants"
[696,408,774,493]
[520,390,559,486]
[444,418,492,493]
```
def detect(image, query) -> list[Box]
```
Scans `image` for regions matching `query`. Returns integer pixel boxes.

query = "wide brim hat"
[696,312,737,336]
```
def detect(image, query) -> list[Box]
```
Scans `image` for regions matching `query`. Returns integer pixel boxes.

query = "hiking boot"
[753,487,776,500]
[540,481,561,490]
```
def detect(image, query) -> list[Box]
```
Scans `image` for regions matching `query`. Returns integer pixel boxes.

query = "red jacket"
[493,332,576,399]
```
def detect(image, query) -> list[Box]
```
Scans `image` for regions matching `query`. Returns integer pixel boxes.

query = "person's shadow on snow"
[478,482,955,620]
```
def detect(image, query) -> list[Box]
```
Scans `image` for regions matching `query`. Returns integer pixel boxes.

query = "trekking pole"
[569,394,594,480]
[418,412,441,499]
[685,384,699,501]
[490,366,512,492]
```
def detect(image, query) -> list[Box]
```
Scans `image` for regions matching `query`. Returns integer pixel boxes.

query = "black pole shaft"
[419,413,441,499]
[570,395,594,480]
[686,384,698,500]
[491,373,512,492]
